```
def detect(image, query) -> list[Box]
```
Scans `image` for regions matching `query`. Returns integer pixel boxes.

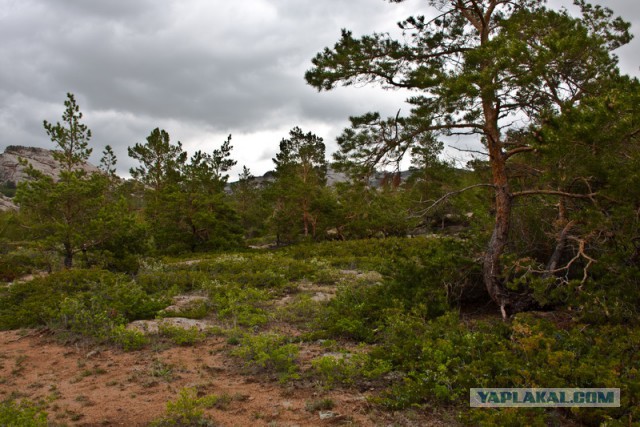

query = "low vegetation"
[1,1,639,425]
[1,238,638,425]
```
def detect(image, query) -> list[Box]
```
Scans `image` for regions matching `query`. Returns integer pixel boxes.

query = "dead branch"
[544,220,577,276]
[514,234,596,287]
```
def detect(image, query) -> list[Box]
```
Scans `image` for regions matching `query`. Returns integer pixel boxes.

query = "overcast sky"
[1,0,638,178]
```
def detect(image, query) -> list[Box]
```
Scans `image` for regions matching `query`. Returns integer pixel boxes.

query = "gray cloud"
[0,0,638,177]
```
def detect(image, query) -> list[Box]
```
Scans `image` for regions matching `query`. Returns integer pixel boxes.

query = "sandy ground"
[0,330,450,426]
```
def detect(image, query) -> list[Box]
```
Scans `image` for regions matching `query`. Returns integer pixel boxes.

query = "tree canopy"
[306,0,633,315]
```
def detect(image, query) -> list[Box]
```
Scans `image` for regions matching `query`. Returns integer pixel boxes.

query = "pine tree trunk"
[482,99,537,317]
[483,179,512,317]
[63,241,73,269]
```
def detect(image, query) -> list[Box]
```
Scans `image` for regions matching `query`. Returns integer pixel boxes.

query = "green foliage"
[43,93,92,172]
[311,351,391,388]
[205,282,270,328]
[188,252,325,289]
[0,399,48,427]
[110,325,149,351]
[0,180,17,198]
[128,129,242,254]
[0,246,51,282]
[150,388,217,427]
[268,126,328,242]
[232,333,300,382]
[316,282,388,342]
[305,0,634,311]
[315,237,481,341]
[136,270,210,294]
[14,93,143,269]
[364,311,639,425]
[159,324,206,346]
[331,180,417,239]
[274,293,323,329]
[160,298,210,320]
[0,269,167,335]
[230,166,270,239]
[128,128,187,192]
[49,296,123,343]
[463,408,551,427]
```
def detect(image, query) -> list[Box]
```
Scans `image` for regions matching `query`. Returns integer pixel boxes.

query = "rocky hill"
[0,146,100,211]
[0,145,99,185]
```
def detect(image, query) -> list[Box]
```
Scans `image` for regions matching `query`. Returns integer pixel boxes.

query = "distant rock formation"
[227,167,410,191]
[0,145,99,184]
[0,146,100,211]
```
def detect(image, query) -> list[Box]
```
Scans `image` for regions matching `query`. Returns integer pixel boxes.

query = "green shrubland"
[3,16,640,422]
[0,237,638,425]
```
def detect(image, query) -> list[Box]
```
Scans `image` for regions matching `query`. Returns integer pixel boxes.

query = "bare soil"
[0,330,451,427]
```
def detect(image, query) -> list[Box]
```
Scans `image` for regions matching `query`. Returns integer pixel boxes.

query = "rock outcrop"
[0,146,100,211]
[0,195,17,211]
[0,145,99,184]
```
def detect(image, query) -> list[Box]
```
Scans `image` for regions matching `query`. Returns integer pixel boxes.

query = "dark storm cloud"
[0,0,638,176]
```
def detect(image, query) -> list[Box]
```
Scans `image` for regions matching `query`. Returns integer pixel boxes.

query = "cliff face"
[0,145,99,184]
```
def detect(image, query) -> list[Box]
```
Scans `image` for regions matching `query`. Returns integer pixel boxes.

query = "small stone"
[319,411,336,420]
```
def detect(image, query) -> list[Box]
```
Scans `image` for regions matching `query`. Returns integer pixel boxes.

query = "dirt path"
[0,330,421,426]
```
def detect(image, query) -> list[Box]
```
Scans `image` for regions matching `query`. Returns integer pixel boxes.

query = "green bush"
[150,388,217,427]
[232,333,299,382]
[111,325,149,351]
[159,298,210,320]
[274,293,323,329]
[0,247,51,282]
[204,281,270,328]
[314,237,481,342]
[159,324,206,346]
[0,399,48,427]
[364,310,639,425]
[0,269,124,329]
[136,270,210,294]
[311,351,392,388]
[48,296,122,343]
[316,282,390,342]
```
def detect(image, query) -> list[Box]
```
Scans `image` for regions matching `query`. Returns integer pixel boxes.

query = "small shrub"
[110,325,149,351]
[199,393,233,411]
[0,247,51,282]
[0,399,48,427]
[311,351,392,388]
[464,408,552,427]
[232,333,299,382]
[274,293,322,328]
[48,296,120,343]
[136,270,210,294]
[159,324,206,346]
[159,297,211,320]
[204,281,270,328]
[176,300,210,320]
[150,388,217,427]
[0,269,167,331]
[316,283,390,342]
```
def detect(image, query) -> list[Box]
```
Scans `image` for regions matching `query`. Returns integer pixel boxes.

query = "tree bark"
[477,2,537,317]
[482,105,513,316]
